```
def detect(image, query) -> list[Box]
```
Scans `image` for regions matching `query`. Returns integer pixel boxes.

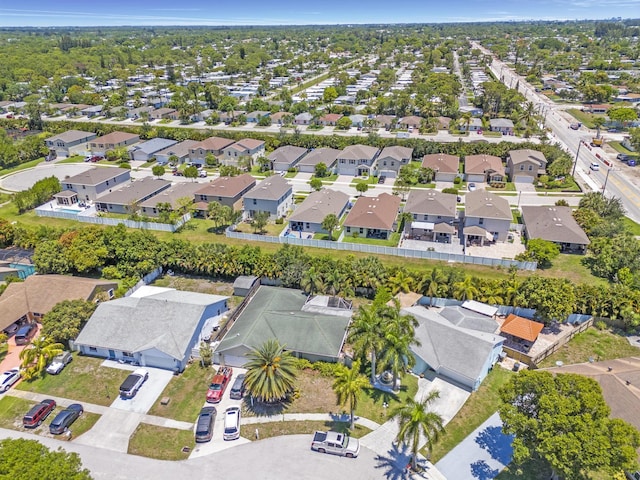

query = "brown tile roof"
[93,131,139,145]
[521,206,590,246]
[193,136,235,152]
[194,174,256,198]
[344,193,401,231]
[500,314,544,342]
[0,275,117,331]
[319,113,343,122]
[422,153,459,174]
[464,154,505,176]
[400,116,423,126]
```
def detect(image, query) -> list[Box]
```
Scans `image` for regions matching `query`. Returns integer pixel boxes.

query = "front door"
[108,350,116,359]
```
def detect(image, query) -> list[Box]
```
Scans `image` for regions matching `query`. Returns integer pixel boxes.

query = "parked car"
[0,368,21,392]
[468,182,477,192]
[223,406,241,440]
[617,153,633,162]
[119,368,149,398]
[198,170,207,178]
[49,404,83,435]
[229,374,246,400]
[206,366,233,403]
[311,430,360,458]
[23,399,56,428]
[14,324,36,345]
[173,170,184,176]
[46,352,73,375]
[195,406,217,443]
[377,175,386,184]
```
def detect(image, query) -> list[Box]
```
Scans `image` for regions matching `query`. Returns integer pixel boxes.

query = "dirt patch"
[290,369,339,414]
[152,275,239,306]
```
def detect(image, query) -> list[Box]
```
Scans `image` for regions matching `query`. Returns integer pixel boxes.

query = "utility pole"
[571,141,582,177]
[602,167,616,195]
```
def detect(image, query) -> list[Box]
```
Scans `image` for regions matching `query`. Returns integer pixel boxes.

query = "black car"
[617,153,633,162]
[378,176,386,184]
[229,374,246,400]
[49,403,83,435]
[195,406,217,443]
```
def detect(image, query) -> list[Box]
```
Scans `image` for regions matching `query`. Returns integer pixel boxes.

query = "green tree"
[323,86,338,103]
[184,165,198,182]
[391,391,445,471]
[419,268,446,306]
[244,339,297,403]
[452,275,479,301]
[321,214,339,241]
[515,275,576,323]
[379,307,419,389]
[199,341,212,367]
[151,165,165,178]
[251,211,269,234]
[516,238,561,268]
[348,291,389,383]
[19,336,64,379]
[41,299,97,348]
[500,370,640,480]
[300,266,325,294]
[336,116,352,130]
[332,360,370,429]
[355,182,369,196]
[309,177,323,191]
[607,106,638,124]
[0,438,92,479]
[314,162,328,178]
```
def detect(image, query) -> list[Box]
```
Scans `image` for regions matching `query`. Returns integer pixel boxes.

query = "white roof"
[411,221,435,230]
[461,300,498,317]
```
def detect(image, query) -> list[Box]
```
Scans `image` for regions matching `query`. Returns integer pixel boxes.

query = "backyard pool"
[57,208,82,214]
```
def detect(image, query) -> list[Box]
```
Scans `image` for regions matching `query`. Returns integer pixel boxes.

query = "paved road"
[452,51,468,107]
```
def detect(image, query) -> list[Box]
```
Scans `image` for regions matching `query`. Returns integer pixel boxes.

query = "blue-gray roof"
[131,138,178,155]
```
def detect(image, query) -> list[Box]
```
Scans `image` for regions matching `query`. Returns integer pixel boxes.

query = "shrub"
[442,187,458,195]
[118,162,131,169]
[293,358,313,370]
[275,217,284,225]
[312,361,343,377]
[453,176,462,185]
[594,320,607,331]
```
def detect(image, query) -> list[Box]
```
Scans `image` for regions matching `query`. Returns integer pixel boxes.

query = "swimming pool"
[57,208,82,214]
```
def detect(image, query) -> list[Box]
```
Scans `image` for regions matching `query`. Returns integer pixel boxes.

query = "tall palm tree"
[300,266,325,295]
[243,339,297,403]
[387,269,416,295]
[379,311,419,390]
[19,336,64,379]
[348,304,384,384]
[419,268,446,307]
[391,391,445,471]
[332,360,370,429]
[453,275,479,301]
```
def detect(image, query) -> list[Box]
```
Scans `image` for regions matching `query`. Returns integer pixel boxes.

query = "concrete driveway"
[108,367,174,414]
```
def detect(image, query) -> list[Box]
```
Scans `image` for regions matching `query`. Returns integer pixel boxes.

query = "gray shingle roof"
[268,145,308,164]
[96,178,170,205]
[465,190,512,220]
[379,146,413,161]
[338,144,379,161]
[244,175,292,201]
[139,182,202,209]
[344,193,401,230]
[508,149,547,166]
[296,148,341,168]
[64,167,130,186]
[289,189,349,224]
[405,190,457,217]
[130,138,177,156]
[46,130,96,144]
[521,205,590,245]
[155,140,199,158]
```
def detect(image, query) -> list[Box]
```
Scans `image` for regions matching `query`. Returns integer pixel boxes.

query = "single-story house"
[149,107,178,121]
[247,111,270,123]
[437,116,452,130]
[269,112,290,125]
[404,305,505,391]
[404,190,457,243]
[126,106,154,120]
[582,104,611,114]
[214,286,352,366]
[398,116,422,129]
[349,114,366,128]
[521,205,590,253]
[243,175,293,220]
[268,145,308,172]
[489,118,515,135]
[45,130,97,157]
[192,109,214,123]
[62,167,131,202]
[139,182,202,217]
[194,173,256,215]
[81,105,103,118]
[189,137,236,166]
[318,113,343,126]
[219,111,246,124]
[459,118,483,132]
[343,193,401,240]
[288,189,349,234]
[377,146,413,178]
[129,138,177,162]
[296,147,341,174]
[0,275,116,333]
[294,112,313,125]
[464,154,506,184]
[422,153,460,182]
[507,149,547,183]
[95,178,170,214]
[336,144,380,176]
[155,140,199,165]
[75,287,229,372]
[463,190,512,244]
[374,115,396,130]
[89,132,140,156]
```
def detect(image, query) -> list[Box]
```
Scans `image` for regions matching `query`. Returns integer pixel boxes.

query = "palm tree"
[379,311,419,390]
[20,336,64,379]
[592,117,606,139]
[301,266,325,295]
[391,391,445,471]
[348,304,384,384]
[321,214,340,241]
[453,275,479,301]
[243,339,297,403]
[387,269,416,295]
[332,360,370,429]
[419,268,446,307]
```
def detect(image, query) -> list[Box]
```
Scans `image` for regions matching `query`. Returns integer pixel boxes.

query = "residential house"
[62,167,131,202]
[404,190,457,243]
[349,114,366,128]
[219,110,246,124]
[614,93,640,104]
[422,153,460,182]
[126,106,154,120]
[404,305,504,391]
[268,145,308,172]
[81,105,103,118]
[374,115,396,130]
[129,138,177,162]
[296,147,340,174]
[459,117,483,132]
[89,131,140,156]
[437,116,452,130]
[463,189,512,245]
[243,175,293,219]
[194,173,256,215]
[155,140,199,165]
[294,112,313,125]
[343,193,401,240]
[192,109,214,123]
[499,314,544,352]
[318,113,343,126]
[63,104,89,117]
[507,149,547,183]
[288,189,349,234]
[75,287,229,372]
[221,139,266,168]
[189,136,236,166]
[489,118,514,135]
[464,154,506,184]
[521,205,590,253]
[246,111,270,123]
[583,104,611,114]
[149,107,178,121]
[214,286,351,366]
[336,144,380,176]
[269,112,290,125]
[139,182,203,217]
[95,178,171,214]
[0,275,116,333]
[45,130,97,157]
[398,116,422,130]
[377,146,413,178]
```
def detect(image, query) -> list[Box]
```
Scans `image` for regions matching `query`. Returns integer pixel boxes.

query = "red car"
[206,367,233,403]
[23,399,56,428]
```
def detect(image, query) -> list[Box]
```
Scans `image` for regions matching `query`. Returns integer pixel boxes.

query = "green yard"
[623,216,640,236]
[343,232,400,247]
[539,253,608,286]
[128,423,194,461]
[17,355,130,406]
[0,157,45,177]
[566,109,601,129]
[240,420,371,441]
[234,220,286,236]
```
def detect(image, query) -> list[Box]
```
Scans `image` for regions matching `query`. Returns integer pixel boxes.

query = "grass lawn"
[128,423,194,461]
[608,141,636,155]
[0,157,45,177]
[487,182,516,192]
[355,374,419,423]
[566,109,601,129]
[148,363,212,422]
[234,221,286,237]
[17,355,131,406]
[284,171,297,179]
[67,411,101,437]
[539,254,607,286]
[318,173,338,184]
[495,457,552,480]
[313,232,339,241]
[0,343,7,363]
[240,420,371,441]
[538,327,640,368]
[140,160,157,168]
[427,367,514,463]
[349,176,378,187]
[623,216,640,236]
[535,177,581,193]
[343,232,400,247]
[56,155,84,164]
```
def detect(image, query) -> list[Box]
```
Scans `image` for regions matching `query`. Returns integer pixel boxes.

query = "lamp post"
[571,140,582,177]
[602,167,617,195]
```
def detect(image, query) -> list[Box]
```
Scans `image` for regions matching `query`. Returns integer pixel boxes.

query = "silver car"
[0,368,21,392]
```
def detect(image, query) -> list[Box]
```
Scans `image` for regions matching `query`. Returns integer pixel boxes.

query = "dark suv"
[23,399,56,428]
[49,404,83,435]
[229,374,246,400]
[195,406,217,443]
[14,324,36,345]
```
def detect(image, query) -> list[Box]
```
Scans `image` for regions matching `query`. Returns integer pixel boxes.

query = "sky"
[0,1,639,27]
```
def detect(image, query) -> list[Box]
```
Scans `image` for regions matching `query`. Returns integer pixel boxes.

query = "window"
[253,199,257,205]
[359,228,363,234]
[346,227,351,233]
[479,218,484,225]
[413,214,417,219]
[106,180,109,186]
[89,347,97,352]
[528,165,533,171]
[519,165,524,171]
[107,289,114,298]
[82,185,86,189]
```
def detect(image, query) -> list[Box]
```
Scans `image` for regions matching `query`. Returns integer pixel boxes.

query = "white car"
[0,368,21,392]
[468,182,477,192]
[46,352,73,375]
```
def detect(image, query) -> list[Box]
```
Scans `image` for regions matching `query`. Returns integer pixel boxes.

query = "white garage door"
[513,175,533,184]
[142,354,176,370]
[222,355,248,368]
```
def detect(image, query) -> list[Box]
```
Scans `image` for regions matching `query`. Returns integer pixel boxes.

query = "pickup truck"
[311,431,360,458]
[119,368,149,398]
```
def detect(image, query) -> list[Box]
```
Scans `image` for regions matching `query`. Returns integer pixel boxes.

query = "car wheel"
[37,420,42,426]
[318,448,325,454]
[346,453,354,458]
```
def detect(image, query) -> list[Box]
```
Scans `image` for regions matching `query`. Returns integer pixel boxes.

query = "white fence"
[226,228,537,271]
[36,209,191,232]
[123,266,164,297]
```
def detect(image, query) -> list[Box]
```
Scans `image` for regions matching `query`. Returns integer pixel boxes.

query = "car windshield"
[209,382,222,390]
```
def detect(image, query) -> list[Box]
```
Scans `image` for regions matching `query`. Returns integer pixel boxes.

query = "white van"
[590,162,600,171]
[223,406,241,440]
